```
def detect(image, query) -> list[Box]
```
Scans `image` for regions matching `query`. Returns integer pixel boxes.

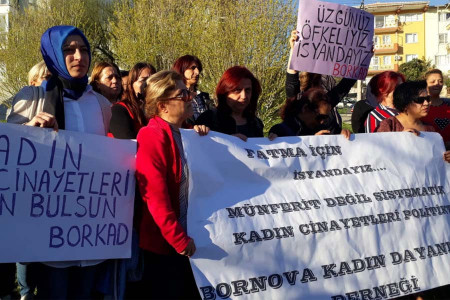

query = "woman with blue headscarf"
[8,25,111,133]
[7,25,111,299]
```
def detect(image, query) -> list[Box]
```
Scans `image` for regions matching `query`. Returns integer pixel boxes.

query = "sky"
[321,0,449,7]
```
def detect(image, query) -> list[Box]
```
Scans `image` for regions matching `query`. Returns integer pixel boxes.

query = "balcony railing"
[370,64,394,71]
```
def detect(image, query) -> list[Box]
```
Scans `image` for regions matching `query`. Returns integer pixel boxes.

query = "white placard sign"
[181,130,450,300]
[290,0,374,80]
[0,123,136,262]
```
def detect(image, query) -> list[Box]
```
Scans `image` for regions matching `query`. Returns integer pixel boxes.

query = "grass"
[342,122,353,133]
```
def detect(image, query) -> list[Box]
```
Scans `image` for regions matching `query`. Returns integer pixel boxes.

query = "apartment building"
[425,5,450,73]
[365,1,429,76]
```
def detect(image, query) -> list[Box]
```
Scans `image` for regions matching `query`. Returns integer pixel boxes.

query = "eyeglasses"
[161,89,193,102]
[413,95,431,104]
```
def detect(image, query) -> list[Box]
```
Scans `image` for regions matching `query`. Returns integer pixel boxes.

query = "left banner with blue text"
[0,123,136,262]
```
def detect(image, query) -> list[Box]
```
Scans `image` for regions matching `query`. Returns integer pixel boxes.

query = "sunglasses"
[413,95,431,104]
[162,89,193,102]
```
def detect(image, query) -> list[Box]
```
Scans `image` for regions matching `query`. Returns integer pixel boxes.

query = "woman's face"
[405,90,431,118]
[132,67,152,97]
[97,66,121,101]
[226,78,252,115]
[63,35,89,78]
[184,62,200,88]
[161,80,193,121]
[426,73,443,97]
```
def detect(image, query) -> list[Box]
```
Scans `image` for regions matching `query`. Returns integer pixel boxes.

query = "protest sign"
[0,123,136,263]
[290,0,374,80]
[181,130,450,300]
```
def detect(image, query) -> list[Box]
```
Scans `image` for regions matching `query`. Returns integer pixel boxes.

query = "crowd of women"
[0,25,449,300]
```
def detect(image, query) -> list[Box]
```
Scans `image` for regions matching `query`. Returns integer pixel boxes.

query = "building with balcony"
[365,1,429,76]
[425,4,450,74]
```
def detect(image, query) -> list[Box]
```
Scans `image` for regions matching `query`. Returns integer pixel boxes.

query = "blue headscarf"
[40,25,91,85]
[40,25,92,130]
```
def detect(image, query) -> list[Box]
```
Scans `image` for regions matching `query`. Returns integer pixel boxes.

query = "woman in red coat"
[135,70,208,299]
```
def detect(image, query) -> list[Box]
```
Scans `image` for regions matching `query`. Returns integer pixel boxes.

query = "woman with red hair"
[364,71,405,133]
[173,55,213,124]
[196,66,264,140]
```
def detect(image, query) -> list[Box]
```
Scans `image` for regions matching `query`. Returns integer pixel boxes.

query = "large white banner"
[0,123,136,263]
[181,130,450,299]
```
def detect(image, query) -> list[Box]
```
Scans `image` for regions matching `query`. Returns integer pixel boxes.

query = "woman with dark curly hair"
[376,80,450,163]
[268,88,351,139]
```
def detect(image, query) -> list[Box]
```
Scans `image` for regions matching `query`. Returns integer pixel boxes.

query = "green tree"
[398,58,434,81]
[111,0,296,130]
[0,0,114,104]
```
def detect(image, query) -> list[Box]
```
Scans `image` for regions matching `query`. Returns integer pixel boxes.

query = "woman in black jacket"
[196,66,264,140]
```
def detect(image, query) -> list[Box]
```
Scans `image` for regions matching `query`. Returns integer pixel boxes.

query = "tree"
[111,0,296,130]
[398,58,434,81]
[0,0,114,105]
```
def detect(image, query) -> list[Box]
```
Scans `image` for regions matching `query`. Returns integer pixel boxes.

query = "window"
[405,33,418,43]
[374,15,396,28]
[438,12,450,22]
[436,55,450,66]
[371,57,379,70]
[373,36,379,45]
[382,35,391,45]
[406,54,418,62]
[399,14,423,22]
[371,56,379,65]
[383,56,391,65]
[439,33,448,44]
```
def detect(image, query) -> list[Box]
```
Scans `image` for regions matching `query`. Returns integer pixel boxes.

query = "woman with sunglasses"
[376,81,450,163]
[268,88,351,139]
[196,66,264,141]
[134,70,208,299]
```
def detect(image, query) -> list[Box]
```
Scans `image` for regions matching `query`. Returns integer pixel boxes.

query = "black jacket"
[196,109,264,138]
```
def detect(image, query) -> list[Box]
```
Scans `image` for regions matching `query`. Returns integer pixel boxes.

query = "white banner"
[181,130,450,300]
[0,123,136,263]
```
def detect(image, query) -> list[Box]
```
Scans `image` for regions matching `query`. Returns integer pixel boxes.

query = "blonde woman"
[134,70,208,299]
[27,60,51,86]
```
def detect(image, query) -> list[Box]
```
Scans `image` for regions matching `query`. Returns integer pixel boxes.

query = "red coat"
[136,116,190,254]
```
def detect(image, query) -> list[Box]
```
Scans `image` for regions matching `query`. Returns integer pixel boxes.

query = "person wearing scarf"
[7,25,111,299]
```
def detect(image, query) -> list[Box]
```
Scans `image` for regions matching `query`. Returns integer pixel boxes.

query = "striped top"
[364,104,399,133]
